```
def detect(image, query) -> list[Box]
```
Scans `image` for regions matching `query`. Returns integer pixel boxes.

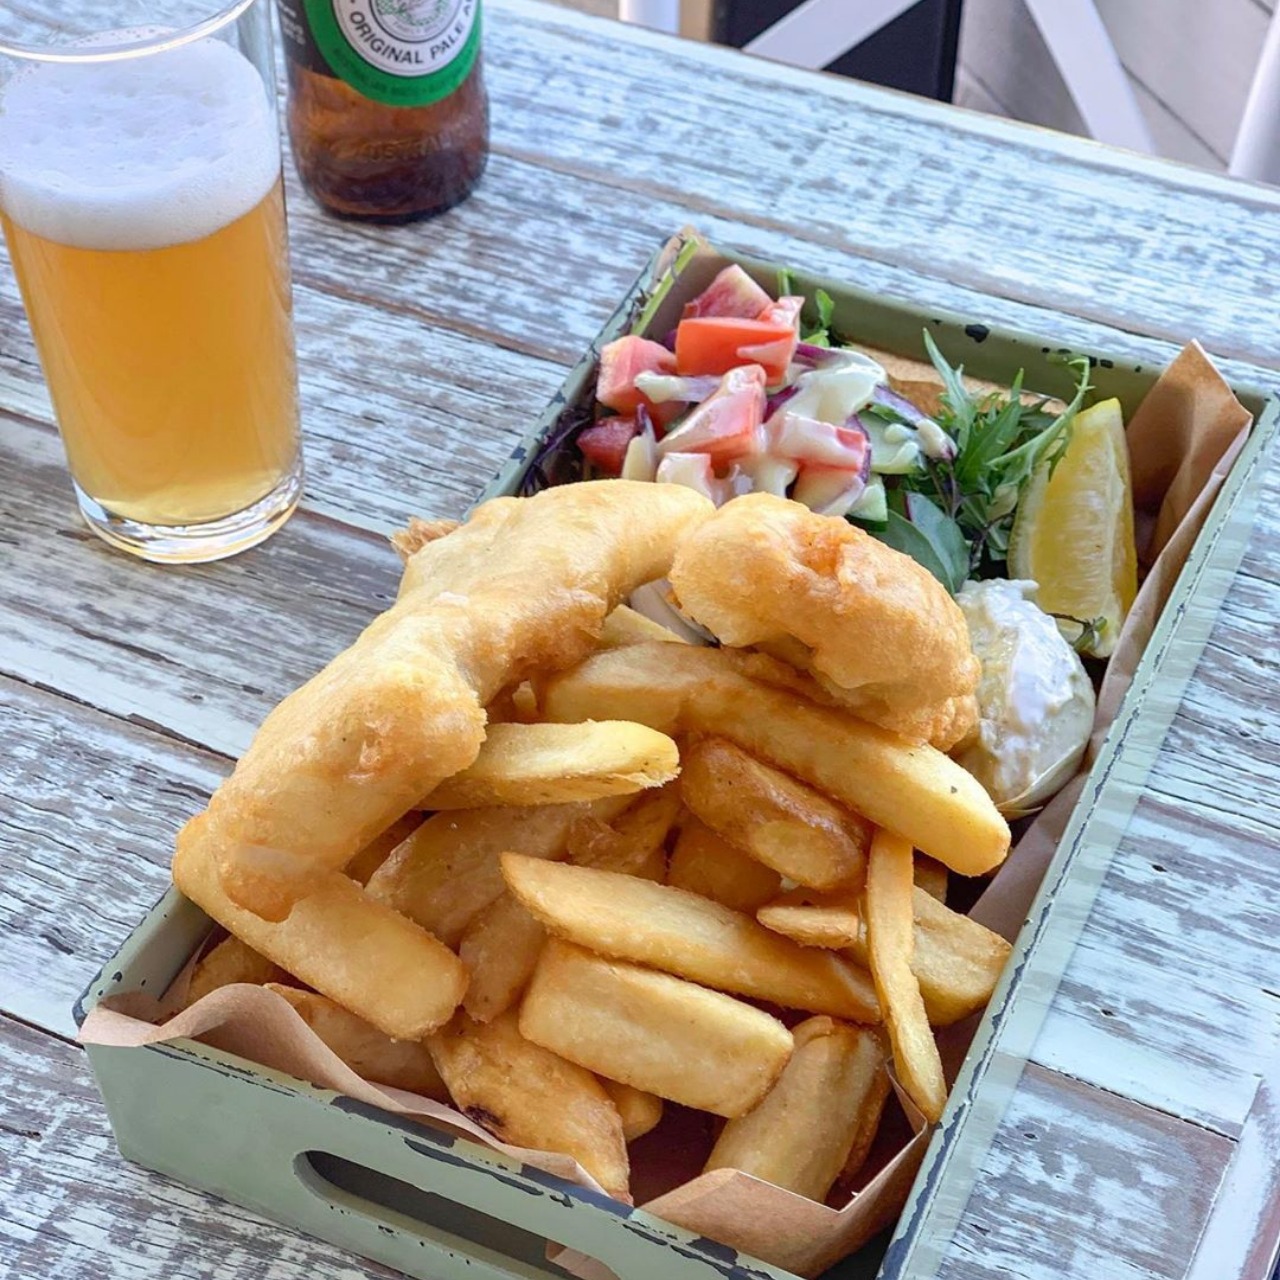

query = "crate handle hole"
[296,1149,615,1279]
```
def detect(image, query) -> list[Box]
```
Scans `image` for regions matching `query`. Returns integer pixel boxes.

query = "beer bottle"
[275,1,488,222]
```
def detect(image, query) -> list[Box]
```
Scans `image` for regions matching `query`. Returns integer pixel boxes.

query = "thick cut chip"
[459,892,546,1023]
[266,984,447,1099]
[913,854,948,904]
[181,481,712,921]
[680,737,869,890]
[865,830,947,1123]
[598,604,692,649]
[366,796,631,948]
[418,721,679,810]
[757,887,861,949]
[173,839,466,1041]
[845,886,1011,1027]
[564,785,680,880]
[344,812,423,887]
[186,934,288,1004]
[519,939,793,1117]
[428,1011,630,1202]
[667,817,782,913]
[541,644,1010,877]
[704,1017,889,1201]
[503,854,878,1021]
[600,1079,664,1143]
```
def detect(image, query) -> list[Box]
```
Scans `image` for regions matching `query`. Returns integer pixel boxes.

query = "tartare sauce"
[955,578,1096,812]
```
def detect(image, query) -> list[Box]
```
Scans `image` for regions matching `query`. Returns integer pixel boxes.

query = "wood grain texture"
[0,674,222,1037]
[483,0,1280,368]
[932,1064,1233,1280]
[1,4,1280,1278]
[0,1013,393,1280]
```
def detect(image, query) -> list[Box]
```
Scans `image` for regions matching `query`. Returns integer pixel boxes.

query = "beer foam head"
[0,34,280,251]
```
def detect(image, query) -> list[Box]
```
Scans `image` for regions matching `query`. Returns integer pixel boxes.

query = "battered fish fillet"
[667,493,979,749]
[175,481,713,922]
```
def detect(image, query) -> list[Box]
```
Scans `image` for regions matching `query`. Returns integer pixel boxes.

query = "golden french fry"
[519,939,793,1117]
[564,785,680,880]
[418,721,680,810]
[914,854,948,904]
[502,854,878,1022]
[541,644,1010,877]
[173,839,466,1040]
[845,886,1012,1027]
[344,812,423,887]
[865,829,946,1123]
[186,934,288,1005]
[600,1079,664,1143]
[428,1011,630,1203]
[366,796,631,948]
[680,737,869,890]
[266,984,447,1099]
[757,887,861,950]
[704,1017,888,1201]
[667,816,782,913]
[840,1058,893,1185]
[598,603,692,649]
[459,892,546,1023]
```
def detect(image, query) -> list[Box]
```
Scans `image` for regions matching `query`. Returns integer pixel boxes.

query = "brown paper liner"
[79,343,1254,1280]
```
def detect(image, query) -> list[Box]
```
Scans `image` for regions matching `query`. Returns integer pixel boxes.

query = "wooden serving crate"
[76,233,1280,1280]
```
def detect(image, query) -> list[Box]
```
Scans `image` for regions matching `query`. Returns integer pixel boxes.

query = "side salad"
[574,263,1092,601]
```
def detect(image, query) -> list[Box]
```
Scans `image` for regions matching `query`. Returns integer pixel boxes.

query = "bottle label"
[281,0,481,108]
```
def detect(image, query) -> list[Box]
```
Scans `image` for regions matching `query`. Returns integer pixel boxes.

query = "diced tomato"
[578,415,641,476]
[597,335,677,415]
[658,365,767,466]
[682,264,773,320]
[766,410,870,473]
[675,312,799,383]
[791,465,868,517]
[655,452,728,505]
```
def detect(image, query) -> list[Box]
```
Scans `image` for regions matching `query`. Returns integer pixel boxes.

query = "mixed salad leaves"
[575,263,1091,599]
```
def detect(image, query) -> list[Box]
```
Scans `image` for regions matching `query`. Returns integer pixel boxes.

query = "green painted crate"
[77,232,1280,1280]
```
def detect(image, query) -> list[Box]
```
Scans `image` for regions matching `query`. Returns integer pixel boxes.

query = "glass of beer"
[0,1,303,563]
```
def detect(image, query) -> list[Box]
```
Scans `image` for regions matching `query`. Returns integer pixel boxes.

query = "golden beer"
[0,26,302,559]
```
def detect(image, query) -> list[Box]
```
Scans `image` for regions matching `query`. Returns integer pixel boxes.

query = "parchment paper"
[79,342,1254,1280]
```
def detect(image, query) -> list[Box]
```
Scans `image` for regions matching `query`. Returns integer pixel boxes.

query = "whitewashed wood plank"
[484,0,1280,368]
[0,417,402,759]
[281,150,1280,384]
[0,675,223,1036]
[0,1014,394,1280]
[1029,794,1280,1136]
[928,1064,1232,1280]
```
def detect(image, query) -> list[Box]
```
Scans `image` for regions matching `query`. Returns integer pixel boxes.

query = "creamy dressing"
[956,578,1095,811]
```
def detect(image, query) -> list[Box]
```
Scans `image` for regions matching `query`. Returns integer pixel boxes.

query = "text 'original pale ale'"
[0,33,303,557]
[276,0,489,221]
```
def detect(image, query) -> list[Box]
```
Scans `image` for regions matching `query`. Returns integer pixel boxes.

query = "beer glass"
[0,1,303,563]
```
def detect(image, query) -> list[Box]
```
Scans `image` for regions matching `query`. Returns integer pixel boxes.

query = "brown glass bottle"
[276,1,488,223]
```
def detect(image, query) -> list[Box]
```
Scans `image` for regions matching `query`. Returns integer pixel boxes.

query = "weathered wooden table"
[4,2,1280,1277]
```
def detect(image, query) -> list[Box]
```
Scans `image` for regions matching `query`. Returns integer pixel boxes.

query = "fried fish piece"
[667,493,979,749]
[175,482,713,922]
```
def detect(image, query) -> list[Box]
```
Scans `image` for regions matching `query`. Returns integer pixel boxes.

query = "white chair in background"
[1229,7,1280,183]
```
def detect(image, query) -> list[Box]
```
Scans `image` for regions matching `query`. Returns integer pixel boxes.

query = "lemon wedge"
[1008,398,1138,658]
